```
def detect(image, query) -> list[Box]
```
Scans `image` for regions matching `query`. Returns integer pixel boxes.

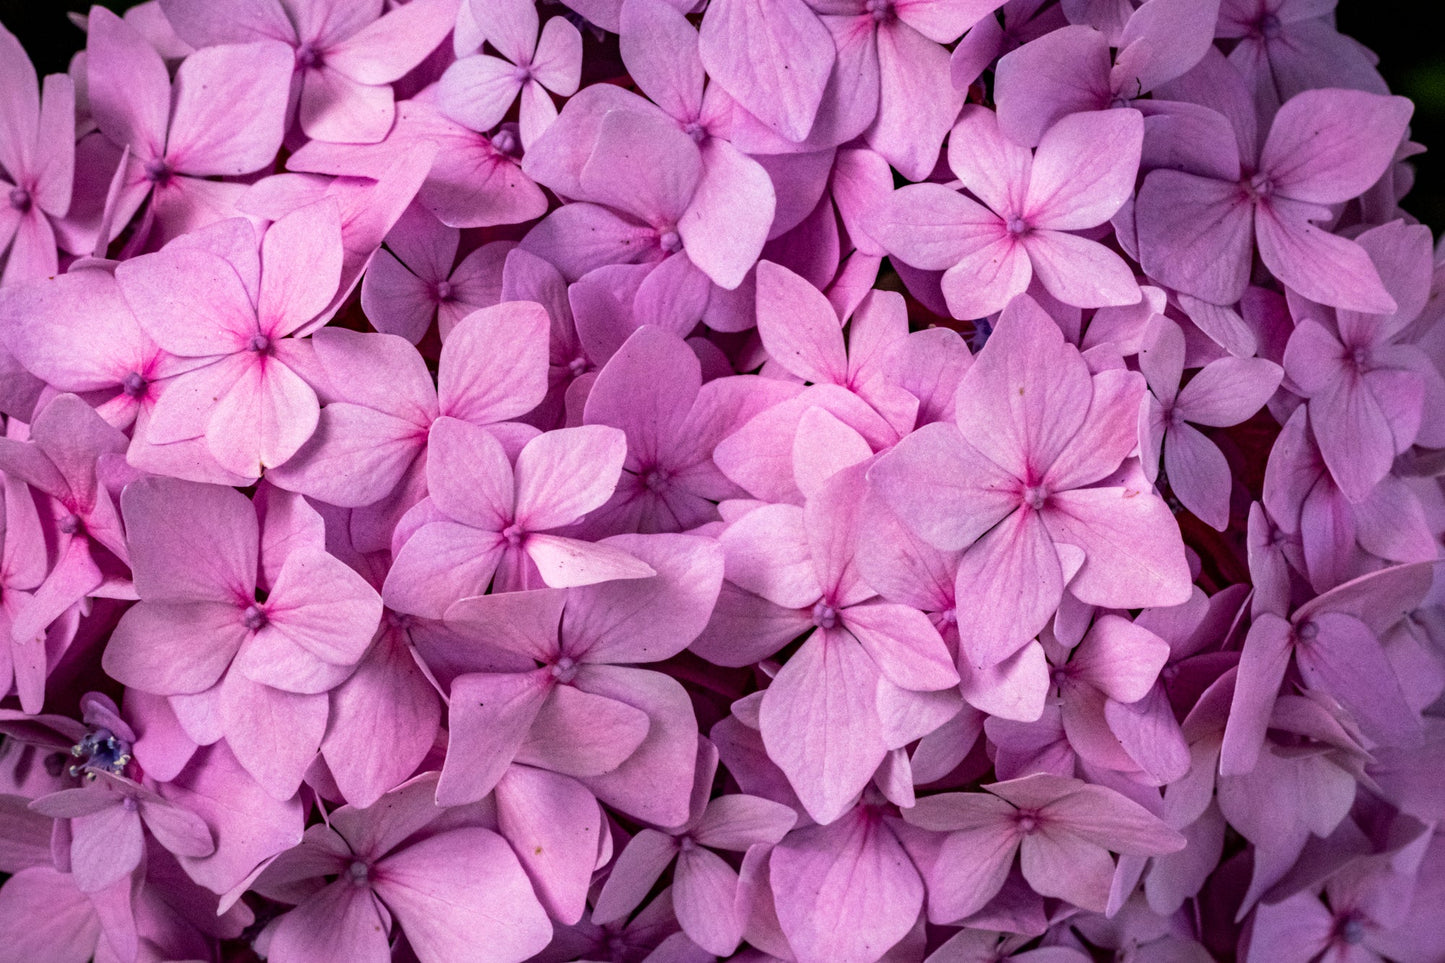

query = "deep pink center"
[8,187,30,212]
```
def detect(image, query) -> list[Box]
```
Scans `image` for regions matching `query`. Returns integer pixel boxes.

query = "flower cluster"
[0,1,1443,961]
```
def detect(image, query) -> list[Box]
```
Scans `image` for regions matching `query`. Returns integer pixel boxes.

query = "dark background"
[3,0,1444,230]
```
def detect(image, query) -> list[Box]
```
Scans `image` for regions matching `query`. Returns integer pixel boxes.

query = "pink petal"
[1163,422,1232,530]
[299,65,397,144]
[0,866,100,963]
[1177,357,1283,426]
[204,353,320,478]
[619,0,704,119]
[592,828,679,923]
[531,17,583,95]
[268,882,391,963]
[1041,784,1185,854]
[383,522,506,619]
[679,138,775,289]
[842,600,958,691]
[258,201,344,337]
[1025,108,1143,230]
[525,534,658,589]
[219,671,328,801]
[877,184,1009,277]
[1018,828,1116,912]
[115,248,257,357]
[1254,200,1394,315]
[372,828,551,963]
[871,21,963,181]
[436,671,551,805]
[1219,613,1293,776]
[267,404,424,508]
[1259,89,1413,205]
[579,109,701,226]
[103,601,250,695]
[321,631,440,808]
[1021,229,1141,309]
[867,422,1019,553]
[1071,614,1170,703]
[1295,611,1420,748]
[263,548,381,666]
[698,0,835,142]
[993,25,1112,147]
[439,302,551,425]
[759,632,886,824]
[923,812,1019,921]
[120,476,257,603]
[756,260,848,384]
[494,765,601,925]
[166,41,293,176]
[471,0,539,65]
[1041,486,1192,609]
[325,0,456,85]
[513,425,628,530]
[770,809,924,962]
[1135,170,1254,306]
[954,508,1062,669]
[674,844,744,955]
[691,794,798,850]
[86,7,170,161]
[571,665,698,827]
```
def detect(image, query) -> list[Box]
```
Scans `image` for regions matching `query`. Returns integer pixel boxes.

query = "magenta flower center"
[641,466,672,493]
[1021,484,1049,511]
[865,0,895,22]
[811,601,838,630]
[296,43,322,69]
[502,522,525,546]
[1348,344,1371,373]
[67,726,132,780]
[1337,916,1366,945]
[347,860,370,886]
[1005,215,1029,235]
[567,354,590,377]
[550,656,578,684]
[59,513,83,535]
[1246,172,1274,199]
[247,333,272,354]
[658,229,683,254]
[1015,809,1040,834]
[242,604,268,631]
[682,120,706,143]
[1295,619,1319,642]
[434,279,454,302]
[7,186,30,212]
[1255,13,1283,39]
[122,371,149,397]
[491,129,520,156]
[143,158,172,184]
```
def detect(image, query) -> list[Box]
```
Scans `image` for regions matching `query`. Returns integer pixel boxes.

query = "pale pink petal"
[1219,613,1293,776]
[103,601,249,696]
[166,41,293,176]
[219,671,328,801]
[513,426,628,530]
[579,109,701,226]
[299,65,397,144]
[1295,611,1420,748]
[1025,108,1143,230]
[619,0,704,119]
[719,502,821,608]
[993,24,1112,147]
[426,417,514,530]
[524,534,658,588]
[871,21,963,181]
[759,632,886,824]
[494,765,601,925]
[954,509,1062,670]
[372,828,551,963]
[0,866,100,963]
[262,549,381,666]
[205,354,320,478]
[679,138,775,289]
[267,404,424,508]
[1040,784,1185,854]
[868,422,1019,552]
[1135,170,1254,306]
[1041,486,1192,609]
[875,182,1007,270]
[770,809,923,961]
[945,105,1032,216]
[532,17,583,95]
[1259,89,1413,205]
[268,882,391,963]
[86,7,170,161]
[756,260,848,385]
[258,201,344,337]
[439,302,550,425]
[1070,614,1170,704]
[325,0,456,85]
[1018,828,1116,911]
[120,476,257,602]
[115,248,257,357]
[436,671,551,805]
[674,845,744,955]
[571,665,698,827]
[691,795,797,850]
[959,640,1050,721]
[471,0,539,64]
[1164,422,1232,530]
[926,819,1019,921]
[1022,229,1141,309]
[698,0,835,142]
[842,601,958,691]
[1176,357,1284,426]
[1254,200,1394,315]
[382,522,505,619]
[592,828,679,924]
